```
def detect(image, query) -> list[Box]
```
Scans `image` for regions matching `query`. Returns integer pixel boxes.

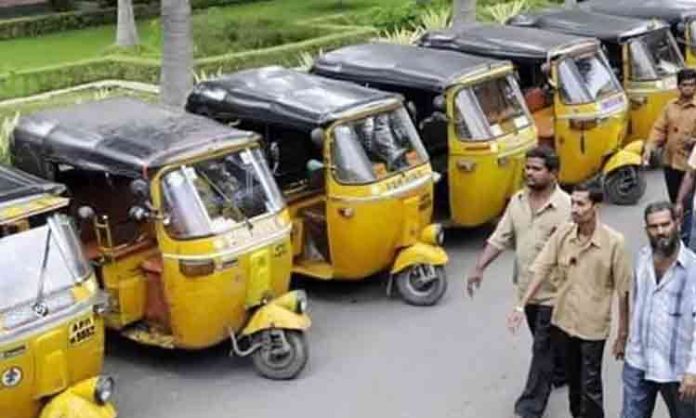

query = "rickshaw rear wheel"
[604,166,646,206]
[252,330,308,380]
[395,265,447,306]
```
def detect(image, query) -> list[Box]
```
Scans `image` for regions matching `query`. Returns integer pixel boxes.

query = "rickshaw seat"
[83,236,157,261]
[524,87,547,113]
[532,107,555,141]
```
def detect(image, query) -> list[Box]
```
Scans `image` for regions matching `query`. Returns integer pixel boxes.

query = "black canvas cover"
[312,43,508,93]
[186,66,400,131]
[509,8,668,44]
[12,98,255,178]
[419,23,596,63]
[584,0,696,26]
[0,165,64,205]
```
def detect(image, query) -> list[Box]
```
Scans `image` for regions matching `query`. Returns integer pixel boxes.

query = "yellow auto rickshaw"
[12,98,310,380]
[311,42,537,227]
[509,8,685,145]
[420,24,646,205]
[584,0,696,67]
[0,166,116,418]
[186,66,448,306]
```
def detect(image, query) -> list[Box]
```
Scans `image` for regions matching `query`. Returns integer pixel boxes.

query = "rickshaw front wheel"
[395,265,447,306]
[604,166,646,206]
[252,329,308,380]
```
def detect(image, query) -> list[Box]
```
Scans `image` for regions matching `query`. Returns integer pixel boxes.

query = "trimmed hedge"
[0,25,376,100]
[0,0,263,40]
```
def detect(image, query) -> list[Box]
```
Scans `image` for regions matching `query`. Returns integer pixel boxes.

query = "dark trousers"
[621,363,696,418]
[553,327,606,418]
[514,305,556,418]
[664,167,693,245]
[526,305,567,386]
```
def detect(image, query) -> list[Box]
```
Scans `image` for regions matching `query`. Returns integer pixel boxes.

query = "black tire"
[395,265,447,306]
[604,166,646,206]
[252,330,308,380]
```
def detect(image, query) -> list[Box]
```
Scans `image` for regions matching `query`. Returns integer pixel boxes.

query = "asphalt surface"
[105,170,670,418]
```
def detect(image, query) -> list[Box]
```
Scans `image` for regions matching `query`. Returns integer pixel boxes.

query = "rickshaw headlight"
[296,290,308,314]
[421,224,444,246]
[179,259,215,278]
[94,376,114,405]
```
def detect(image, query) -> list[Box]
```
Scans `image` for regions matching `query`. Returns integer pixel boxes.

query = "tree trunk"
[564,0,577,8]
[116,0,139,47]
[452,0,476,26]
[160,0,193,109]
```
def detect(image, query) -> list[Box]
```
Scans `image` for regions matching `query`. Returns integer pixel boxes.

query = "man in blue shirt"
[622,201,696,417]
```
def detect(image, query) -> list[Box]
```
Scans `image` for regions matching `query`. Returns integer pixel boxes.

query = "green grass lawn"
[0,0,413,74]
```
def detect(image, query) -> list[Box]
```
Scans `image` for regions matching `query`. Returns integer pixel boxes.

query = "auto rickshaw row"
[3,0,694,416]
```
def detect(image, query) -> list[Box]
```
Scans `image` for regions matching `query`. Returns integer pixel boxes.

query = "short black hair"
[644,200,677,223]
[525,145,560,172]
[678,68,696,85]
[573,182,604,204]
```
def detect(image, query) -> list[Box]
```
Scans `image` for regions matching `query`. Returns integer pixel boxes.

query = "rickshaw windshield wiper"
[196,169,254,231]
[32,227,52,316]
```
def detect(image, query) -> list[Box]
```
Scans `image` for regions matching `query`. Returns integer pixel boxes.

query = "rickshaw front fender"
[241,299,311,337]
[391,242,449,275]
[602,149,642,175]
[622,140,644,156]
[39,378,116,418]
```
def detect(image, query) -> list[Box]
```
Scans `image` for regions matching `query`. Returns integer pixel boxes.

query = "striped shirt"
[625,244,696,383]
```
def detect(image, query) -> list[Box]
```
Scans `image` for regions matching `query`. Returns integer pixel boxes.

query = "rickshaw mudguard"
[39,378,116,418]
[602,149,642,175]
[241,301,311,337]
[390,242,449,275]
[621,140,644,156]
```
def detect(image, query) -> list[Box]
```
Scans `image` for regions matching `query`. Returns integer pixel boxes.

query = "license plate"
[68,316,96,346]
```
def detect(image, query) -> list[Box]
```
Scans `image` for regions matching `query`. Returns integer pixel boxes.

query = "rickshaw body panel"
[625,79,678,143]
[0,280,106,418]
[325,164,435,279]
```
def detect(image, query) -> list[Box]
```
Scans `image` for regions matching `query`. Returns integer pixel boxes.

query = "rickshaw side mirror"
[130,179,150,200]
[406,101,418,120]
[78,206,95,221]
[306,159,325,190]
[310,128,324,151]
[433,95,445,111]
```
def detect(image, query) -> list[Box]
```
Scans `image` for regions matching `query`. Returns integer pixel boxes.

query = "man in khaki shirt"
[467,146,571,418]
[644,68,696,244]
[509,183,631,418]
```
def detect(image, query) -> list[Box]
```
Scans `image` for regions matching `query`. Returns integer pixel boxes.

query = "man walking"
[509,183,631,418]
[622,201,696,418]
[467,146,571,418]
[643,68,696,244]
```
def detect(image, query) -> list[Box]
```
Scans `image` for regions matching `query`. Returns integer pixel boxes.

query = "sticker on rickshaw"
[600,95,625,113]
[69,316,96,346]
[273,242,288,258]
[0,345,26,360]
[1,366,22,388]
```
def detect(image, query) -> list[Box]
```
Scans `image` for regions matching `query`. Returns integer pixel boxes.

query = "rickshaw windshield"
[331,107,428,184]
[454,74,531,141]
[629,30,683,81]
[0,215,90,313]
[161,147,285,240]
[557,51,622,105]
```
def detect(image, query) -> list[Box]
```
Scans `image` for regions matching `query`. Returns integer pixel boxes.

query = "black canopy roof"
[311,43,509,93]
[584,0,696,26]
[188,66,400,130]
[12,98,255,178]
[509,8,669,44]
[0,165,64,205]
[419,23,596,63]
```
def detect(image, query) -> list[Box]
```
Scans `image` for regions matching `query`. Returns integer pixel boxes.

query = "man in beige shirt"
[509,183,631,418]
[644,68,696,244]
[467,146,571,418]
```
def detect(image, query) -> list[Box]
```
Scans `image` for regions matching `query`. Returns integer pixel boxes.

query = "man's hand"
[507,307,525,334]
[642,147,652,167]
[466,267,484,298]
[612,335,627,360]
[680,374,696,400]
[676,203,685,222]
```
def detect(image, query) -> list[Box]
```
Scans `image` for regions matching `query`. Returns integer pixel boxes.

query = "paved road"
[105,170,670,418]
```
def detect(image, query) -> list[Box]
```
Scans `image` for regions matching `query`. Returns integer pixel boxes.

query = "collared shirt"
[488,186,571,306]
[530,221,632,340]
[625,244,696,383]
[648,97,696,171]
